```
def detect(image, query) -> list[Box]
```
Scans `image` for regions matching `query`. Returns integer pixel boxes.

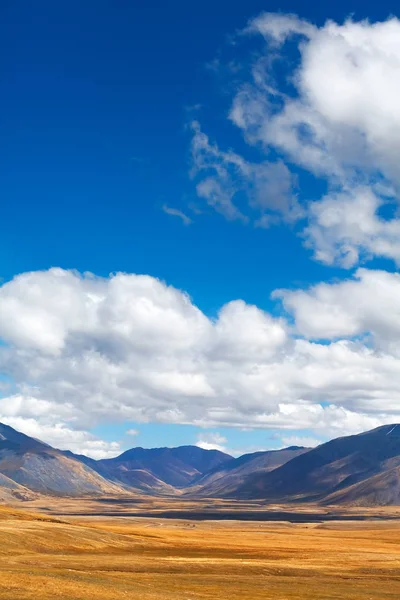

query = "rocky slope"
[0,423,126,496]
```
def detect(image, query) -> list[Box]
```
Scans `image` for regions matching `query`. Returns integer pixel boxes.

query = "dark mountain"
[325,464,400,506]
[0,422,50,452]
[89,445,233,491]
[231,424,400,505]
[188,446,310,497]
[0,423,126,496]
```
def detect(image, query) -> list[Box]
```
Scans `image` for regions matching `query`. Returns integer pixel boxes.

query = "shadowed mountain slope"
[231,424,400,505]
[325,463,400,506]
[1,422,400,505]
[188,446,310,497]
[89,445,233,490]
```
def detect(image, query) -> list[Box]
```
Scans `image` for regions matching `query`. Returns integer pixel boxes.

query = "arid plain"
[2,497,400,600]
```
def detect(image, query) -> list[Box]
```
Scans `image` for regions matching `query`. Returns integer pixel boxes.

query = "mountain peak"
[231,424,400,504]
[0,422,400,505]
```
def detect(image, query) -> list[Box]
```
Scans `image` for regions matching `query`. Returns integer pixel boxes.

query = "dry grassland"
[0,502,399,599]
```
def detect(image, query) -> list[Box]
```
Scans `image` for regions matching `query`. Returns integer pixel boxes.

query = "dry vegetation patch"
[0,502,399,599]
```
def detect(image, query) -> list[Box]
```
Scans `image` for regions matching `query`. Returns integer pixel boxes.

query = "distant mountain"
[87,445,233,491]
[188,446,310,497]
[0,423,126,496]
[0,423,232,497]
[1,421,400,506]
[231,424,400,505]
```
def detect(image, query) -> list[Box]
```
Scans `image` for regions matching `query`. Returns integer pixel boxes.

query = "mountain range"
[230,424,400,506]
[0,422,400,506]
[65,445,232,493]
[187,446,309,497]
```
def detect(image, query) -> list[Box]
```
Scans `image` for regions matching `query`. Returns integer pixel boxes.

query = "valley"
[0,503,399,599]
[5,5,400,598]
[1,422,400,598]
[25,493,400,522]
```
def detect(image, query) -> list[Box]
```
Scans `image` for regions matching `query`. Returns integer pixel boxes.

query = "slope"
[232,424,400,504]
[189,446,310,497]
[92,445,233,490]
[0,423,127,496]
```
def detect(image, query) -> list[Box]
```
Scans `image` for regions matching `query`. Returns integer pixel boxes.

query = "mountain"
[87,445,233,491]
[231,424,400,505]
[188,446,310,497]
[0,423,232,498]
[325,464,400,506]
[1,421,400,506]
[0,472,36,502]
[0,423,126,496]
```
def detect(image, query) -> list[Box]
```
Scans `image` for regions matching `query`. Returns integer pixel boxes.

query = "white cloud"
[212,300,287,362]
[0,268,400,450]
[246,12,316,43]
[196,432,228,453]
[304,187,400,267]
[276,268,400,351]
[240,15,400,179]
[191,14,400,267]
[280,435,321,448]
[125,429,139,436]
[0,408,121,459]
[190,121,300,225]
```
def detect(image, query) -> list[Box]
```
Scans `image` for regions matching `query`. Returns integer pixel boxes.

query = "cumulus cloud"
[304,187,400,267]
[0,405,121,459]
[0,268,400,451]
[196,432,228,453]
[275,268,400,352]
[191,14,400,267]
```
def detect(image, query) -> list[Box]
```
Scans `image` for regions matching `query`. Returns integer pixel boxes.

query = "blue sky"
[2,1,400,457]
[2,0,344,309]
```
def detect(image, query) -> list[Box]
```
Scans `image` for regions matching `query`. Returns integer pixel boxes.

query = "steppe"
[1,496,400,600]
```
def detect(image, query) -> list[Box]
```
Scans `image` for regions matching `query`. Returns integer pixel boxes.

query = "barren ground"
[1,497,400,599]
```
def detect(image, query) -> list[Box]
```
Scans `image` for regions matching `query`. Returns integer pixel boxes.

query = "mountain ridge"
[0,422,399,506]
[229,423,400,505]
[66,444,233,492]
[187,446,310,497]
[0,423,128,497]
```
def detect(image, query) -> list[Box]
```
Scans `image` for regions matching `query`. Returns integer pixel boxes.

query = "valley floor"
[1,500,400,599]
[0,501,400,600]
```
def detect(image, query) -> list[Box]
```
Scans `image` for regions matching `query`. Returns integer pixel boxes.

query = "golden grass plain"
[1,499,400,599]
